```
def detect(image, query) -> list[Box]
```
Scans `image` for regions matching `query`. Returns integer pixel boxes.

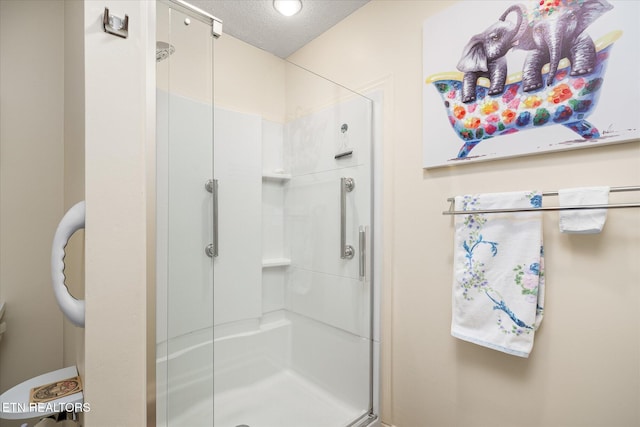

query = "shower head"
[156,41,175,62]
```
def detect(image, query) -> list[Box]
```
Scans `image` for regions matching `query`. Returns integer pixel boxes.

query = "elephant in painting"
[517,0,614,92]
[456,4,528,103]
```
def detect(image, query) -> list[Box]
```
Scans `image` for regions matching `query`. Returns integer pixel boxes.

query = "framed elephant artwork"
[422,0,639,168]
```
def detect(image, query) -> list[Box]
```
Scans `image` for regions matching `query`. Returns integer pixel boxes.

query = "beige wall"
[63,0,86,376]
[0,3,65,426]
[0,2,85,426]
[213,33,287,122]
[83,1,153,425]
[290,1,640,426]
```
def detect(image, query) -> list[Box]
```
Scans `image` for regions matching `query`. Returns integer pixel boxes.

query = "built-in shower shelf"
[262,172,291,182]
[262,258,291,268]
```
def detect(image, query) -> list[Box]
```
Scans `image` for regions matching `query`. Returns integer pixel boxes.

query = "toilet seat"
[0,366,83,420]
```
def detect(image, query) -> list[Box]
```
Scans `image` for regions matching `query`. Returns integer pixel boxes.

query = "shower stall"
[155,1,379,426]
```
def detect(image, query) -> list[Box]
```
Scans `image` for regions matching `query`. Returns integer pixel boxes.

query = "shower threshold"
[214,369,365,427]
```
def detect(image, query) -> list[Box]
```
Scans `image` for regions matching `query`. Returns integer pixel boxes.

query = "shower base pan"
[214,369,363,427]
[166,368,366,427]
[160,311,373,427]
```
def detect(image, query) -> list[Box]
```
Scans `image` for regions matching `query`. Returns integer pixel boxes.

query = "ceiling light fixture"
[273,0,302,17]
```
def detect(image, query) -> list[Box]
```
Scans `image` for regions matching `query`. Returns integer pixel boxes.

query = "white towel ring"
[51,201,85,327]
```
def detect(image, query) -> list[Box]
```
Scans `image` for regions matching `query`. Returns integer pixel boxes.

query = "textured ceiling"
[188,0,370,58]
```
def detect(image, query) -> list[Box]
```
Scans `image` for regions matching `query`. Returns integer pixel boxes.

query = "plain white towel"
[451,191,545,358]
[558,186,610,234]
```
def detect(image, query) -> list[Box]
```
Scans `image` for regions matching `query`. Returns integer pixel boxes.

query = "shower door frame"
[153,1,381,426]
[278,64,381,426]
[154,1,219,426]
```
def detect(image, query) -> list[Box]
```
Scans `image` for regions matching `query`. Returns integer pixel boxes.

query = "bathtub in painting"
[425,31,622,159]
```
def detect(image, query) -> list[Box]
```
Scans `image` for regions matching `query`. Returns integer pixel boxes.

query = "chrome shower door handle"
[340,177,355,260]
[212,179,219,257]
[205,179,219,258]
[359,226,366,279]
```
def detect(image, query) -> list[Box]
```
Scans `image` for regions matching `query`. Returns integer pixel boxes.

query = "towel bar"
[443,186,640,215]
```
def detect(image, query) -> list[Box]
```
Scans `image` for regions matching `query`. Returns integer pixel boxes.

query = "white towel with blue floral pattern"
[451,190,545,358]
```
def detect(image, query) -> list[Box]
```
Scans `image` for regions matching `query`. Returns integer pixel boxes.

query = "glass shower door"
[282,64,374,427]
[211,37,375,424]
[156,2,214,426]
[156,1,376,425]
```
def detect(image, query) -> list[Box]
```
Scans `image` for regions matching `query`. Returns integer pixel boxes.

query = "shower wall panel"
[286,97,371,176]
[213,106,262,327]
[290,312,370,415]
[165,93,213,340]
[284,96,372,339]
[157,96,263,338]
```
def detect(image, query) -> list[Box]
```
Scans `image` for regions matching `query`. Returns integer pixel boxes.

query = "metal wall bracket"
[212,18,223,38]
[171,0,223,38]
[103,8,129,39]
